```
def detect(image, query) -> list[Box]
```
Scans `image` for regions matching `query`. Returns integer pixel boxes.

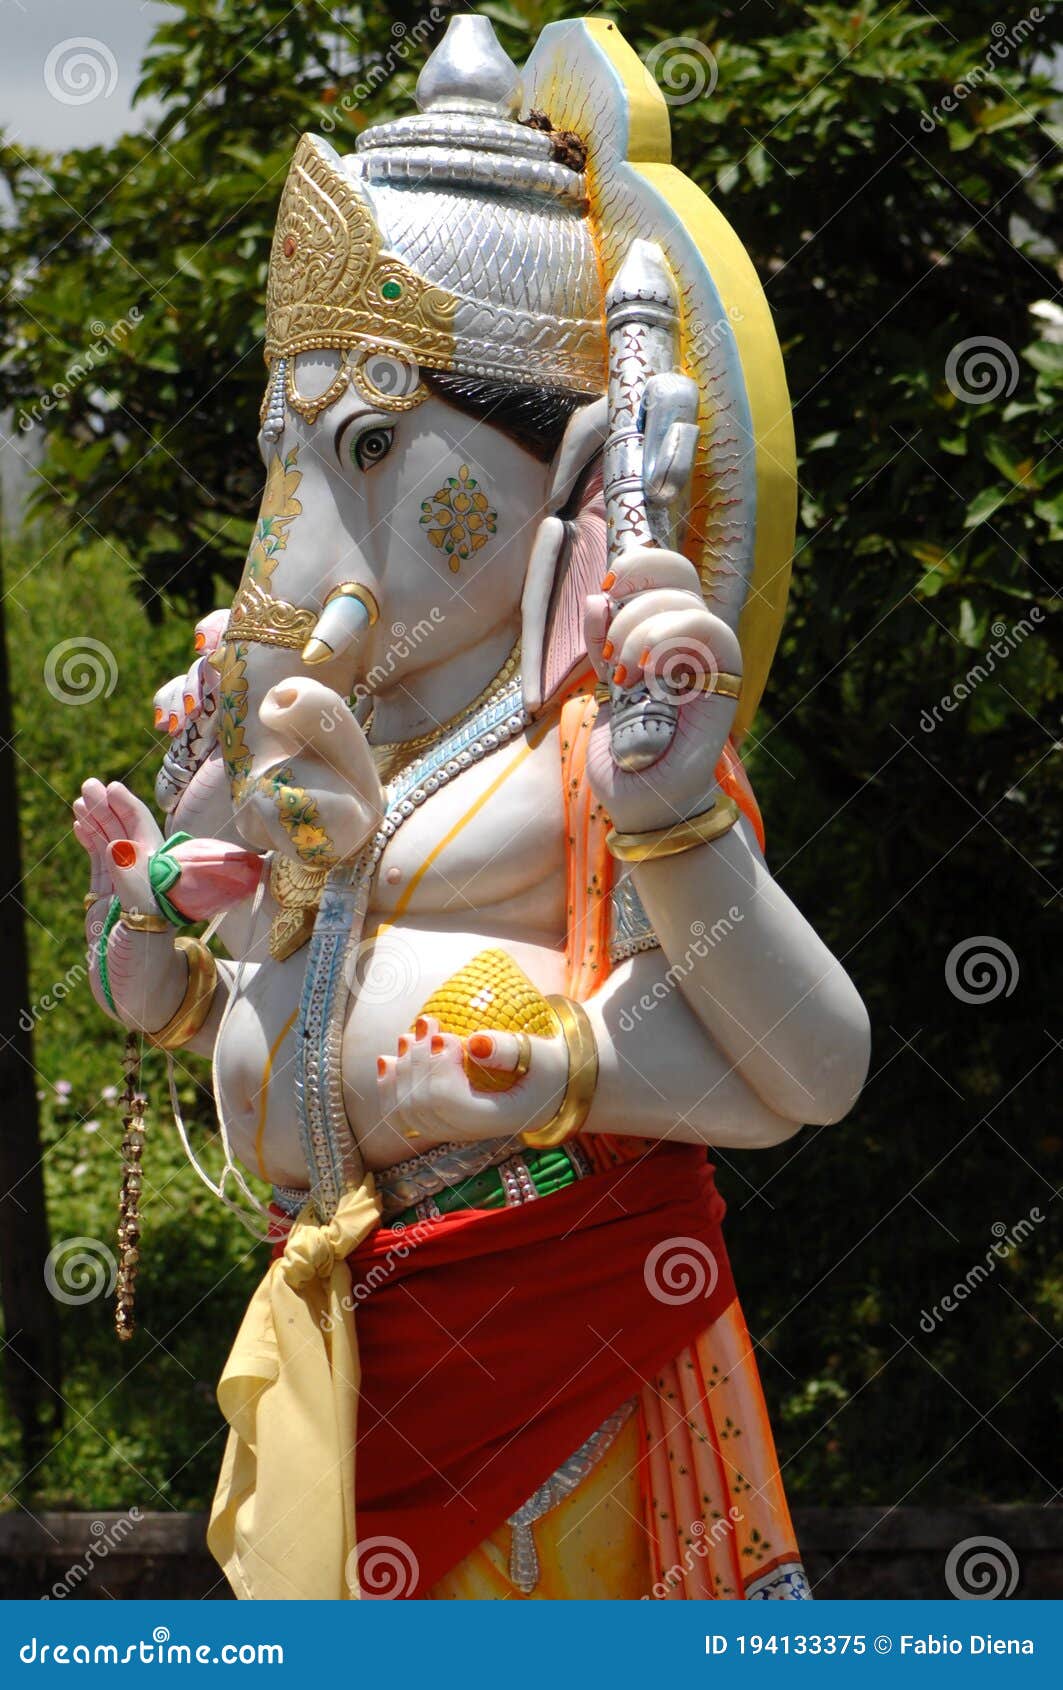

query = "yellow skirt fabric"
[428,1412,650,1600]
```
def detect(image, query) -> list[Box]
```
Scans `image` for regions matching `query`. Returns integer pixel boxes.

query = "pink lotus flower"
[159,837,265,922]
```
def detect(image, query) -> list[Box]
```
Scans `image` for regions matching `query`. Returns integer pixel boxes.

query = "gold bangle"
[607,795,741,863]
[692,670,743,700]
[593,670,742,705]
[119,909,172,933]
[84,892,102,912]
[147,937,218,1050]
[521,996,598,1150]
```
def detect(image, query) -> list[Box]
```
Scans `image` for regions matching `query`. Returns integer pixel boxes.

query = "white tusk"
[302,582,380,665]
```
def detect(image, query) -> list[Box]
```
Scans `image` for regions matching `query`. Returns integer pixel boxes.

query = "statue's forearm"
[86,905,234,1057]
[628,819,870,1126]
[87,906,186,1033]
[580,951,803,1150]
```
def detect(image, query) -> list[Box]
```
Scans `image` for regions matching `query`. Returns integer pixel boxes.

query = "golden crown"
[264,134,457,370]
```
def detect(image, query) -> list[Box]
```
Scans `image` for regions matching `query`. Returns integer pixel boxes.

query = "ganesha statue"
[73,17,868,1601]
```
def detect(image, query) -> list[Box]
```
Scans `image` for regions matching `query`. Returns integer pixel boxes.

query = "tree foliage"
[1,1,1061,1508]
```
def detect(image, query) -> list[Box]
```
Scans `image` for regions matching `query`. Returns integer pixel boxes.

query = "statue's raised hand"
[73,779,164,907]
[583,545,742,833]
[234,677,385,867]
[154,610,229,825]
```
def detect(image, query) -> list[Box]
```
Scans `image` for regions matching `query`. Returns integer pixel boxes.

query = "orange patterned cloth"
[558,687,808,1601]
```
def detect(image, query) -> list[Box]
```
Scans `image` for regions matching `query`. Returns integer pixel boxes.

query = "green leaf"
[1024,340,1063,377]
[964,485,1010,527]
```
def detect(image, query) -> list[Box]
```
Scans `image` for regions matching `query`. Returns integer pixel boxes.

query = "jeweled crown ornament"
[264,14,606,395]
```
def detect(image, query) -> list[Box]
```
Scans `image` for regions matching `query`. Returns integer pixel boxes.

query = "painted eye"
[351,425,394,472]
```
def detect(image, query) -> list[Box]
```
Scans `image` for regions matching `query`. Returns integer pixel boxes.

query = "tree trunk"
[0,528,63,1460]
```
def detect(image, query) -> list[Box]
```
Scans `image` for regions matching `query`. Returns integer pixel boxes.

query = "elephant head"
[215,12,789,868]
[215,18,612,867]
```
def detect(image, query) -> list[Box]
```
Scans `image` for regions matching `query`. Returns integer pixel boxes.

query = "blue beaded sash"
[295,674,529,1219]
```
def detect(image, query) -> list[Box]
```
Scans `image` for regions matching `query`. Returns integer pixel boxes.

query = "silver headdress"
[264,16,606,396]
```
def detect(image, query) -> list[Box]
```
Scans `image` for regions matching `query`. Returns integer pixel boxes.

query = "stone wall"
[0,1507,1058,1600]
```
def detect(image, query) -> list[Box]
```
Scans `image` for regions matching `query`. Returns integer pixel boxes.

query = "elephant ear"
[522,399,608,715]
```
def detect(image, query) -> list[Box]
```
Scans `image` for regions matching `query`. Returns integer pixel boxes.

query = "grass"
[0,521,264,1512]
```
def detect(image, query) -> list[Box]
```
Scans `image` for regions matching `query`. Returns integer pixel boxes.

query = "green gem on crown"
[381,280,402,301]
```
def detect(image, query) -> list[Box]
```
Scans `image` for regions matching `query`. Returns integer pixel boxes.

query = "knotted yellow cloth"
[207,1178,381,1600]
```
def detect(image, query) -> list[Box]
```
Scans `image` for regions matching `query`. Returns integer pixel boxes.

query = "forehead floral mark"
[420,465,498,572]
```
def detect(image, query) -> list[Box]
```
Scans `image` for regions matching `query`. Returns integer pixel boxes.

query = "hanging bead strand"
[114,1033,147,1342]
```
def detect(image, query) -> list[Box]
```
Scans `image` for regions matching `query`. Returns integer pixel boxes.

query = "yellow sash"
[207,1179,381,1600]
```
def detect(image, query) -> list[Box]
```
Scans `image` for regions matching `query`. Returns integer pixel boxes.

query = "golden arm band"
[594,671,742,705]
[147,936,219,1051]
[521,995,599,1149]
[119,909,171,933]
[607,795,741,864]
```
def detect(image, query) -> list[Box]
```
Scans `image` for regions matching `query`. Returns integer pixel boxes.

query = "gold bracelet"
[147,937,218,1050]
[594,670,742,705]
[84,892,102,912]
[607,795,741,863]
[521,995,598,1149]
[120,909,172,934]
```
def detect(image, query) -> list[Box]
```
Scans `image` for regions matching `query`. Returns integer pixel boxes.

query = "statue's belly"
[343,917,569,1171]
[212,953,310,1190]
[212,906,568,1190]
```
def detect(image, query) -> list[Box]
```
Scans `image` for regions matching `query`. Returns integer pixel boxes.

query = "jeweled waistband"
[274,1135,594,1226]
[378,1135,592,1222]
